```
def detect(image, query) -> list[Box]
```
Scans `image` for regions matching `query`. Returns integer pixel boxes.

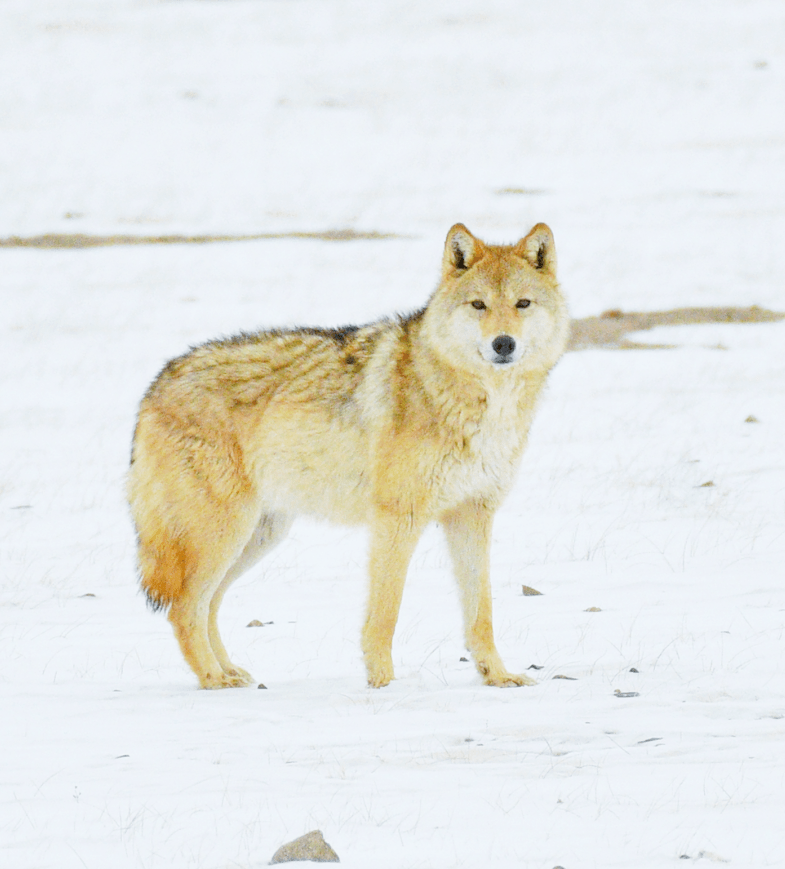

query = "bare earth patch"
[568,306,783,351]
[0,229,402,249]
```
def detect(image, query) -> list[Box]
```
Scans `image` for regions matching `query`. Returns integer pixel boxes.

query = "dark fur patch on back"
[291,324,361,345]
[398,307,426,332]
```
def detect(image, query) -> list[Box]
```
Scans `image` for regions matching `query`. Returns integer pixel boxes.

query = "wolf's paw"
[365,656,394,689]
[487,672,536,688]
[200,669,255,689]
[478,664,536,688]
[486,671,536,687]
[224,665,255,686]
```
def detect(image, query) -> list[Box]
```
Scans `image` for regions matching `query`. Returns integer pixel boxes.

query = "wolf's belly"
[251,405,373,524]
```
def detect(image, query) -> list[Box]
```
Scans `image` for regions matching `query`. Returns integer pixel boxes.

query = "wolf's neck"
[409,325,547,429]
[401,340,547,489]
[408,328,482,411]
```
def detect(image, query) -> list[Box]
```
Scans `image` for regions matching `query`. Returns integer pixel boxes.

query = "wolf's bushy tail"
[136,524,191,612]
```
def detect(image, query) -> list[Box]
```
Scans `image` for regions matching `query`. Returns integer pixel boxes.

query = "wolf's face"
[425,223,569,375]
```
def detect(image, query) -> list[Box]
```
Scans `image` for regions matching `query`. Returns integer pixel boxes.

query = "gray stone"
[270,830,340,864]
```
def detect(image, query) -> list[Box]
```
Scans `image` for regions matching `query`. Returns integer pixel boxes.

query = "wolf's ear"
[516,223,556,275]
[443,224,486,274]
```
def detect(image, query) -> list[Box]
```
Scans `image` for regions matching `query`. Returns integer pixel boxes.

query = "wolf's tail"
[136,524,191,612]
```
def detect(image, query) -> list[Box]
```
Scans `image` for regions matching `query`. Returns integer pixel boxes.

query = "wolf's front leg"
[441,499,535,687]
[362,509,423,688]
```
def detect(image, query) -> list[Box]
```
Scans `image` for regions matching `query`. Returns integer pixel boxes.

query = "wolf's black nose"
[492,335,516,357]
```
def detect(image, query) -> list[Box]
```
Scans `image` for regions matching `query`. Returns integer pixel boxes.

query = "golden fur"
[128,223,569,689]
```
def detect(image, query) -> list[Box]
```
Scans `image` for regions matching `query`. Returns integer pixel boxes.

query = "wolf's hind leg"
[168,581,236,689]
[441,499,535,688]
[167,543,255,689]
[156,502,263,689]
[207,513,293,682]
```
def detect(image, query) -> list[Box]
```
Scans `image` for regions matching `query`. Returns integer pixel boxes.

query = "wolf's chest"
[437,395,528,507]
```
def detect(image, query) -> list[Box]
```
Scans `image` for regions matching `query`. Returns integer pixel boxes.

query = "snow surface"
[1,2,784,867]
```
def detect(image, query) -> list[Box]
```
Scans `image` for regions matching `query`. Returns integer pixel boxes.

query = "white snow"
[1,2,784,867]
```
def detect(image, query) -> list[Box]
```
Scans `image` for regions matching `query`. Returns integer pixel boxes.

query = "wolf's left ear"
[443,224,486,274]
[516,223,556,275]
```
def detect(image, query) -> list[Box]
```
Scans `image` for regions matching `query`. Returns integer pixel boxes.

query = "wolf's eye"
[516,299,531,309]
[471,300,486,310]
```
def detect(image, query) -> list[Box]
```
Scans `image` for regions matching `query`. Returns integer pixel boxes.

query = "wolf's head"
[422,223,569,378]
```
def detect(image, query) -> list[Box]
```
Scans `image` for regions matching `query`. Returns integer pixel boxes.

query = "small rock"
[257,683,267,690]
[745,415,759,423]
[522,584,542,596]
[527,664,543,670]
[247,619,264,627]
[270,830,339,864]
[459,656,469,662]
[629,667,639,673]
[552,674,577,680]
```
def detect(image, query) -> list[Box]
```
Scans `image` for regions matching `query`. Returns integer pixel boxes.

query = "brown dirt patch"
[568,306,783,351]
[0,229,402,249]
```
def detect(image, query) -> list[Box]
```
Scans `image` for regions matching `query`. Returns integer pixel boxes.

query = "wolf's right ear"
[443,224,486,274]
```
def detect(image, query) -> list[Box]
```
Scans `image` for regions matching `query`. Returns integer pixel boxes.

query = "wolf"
[128,223,569,689]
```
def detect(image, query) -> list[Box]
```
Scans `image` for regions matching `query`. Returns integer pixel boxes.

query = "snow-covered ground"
[2,2,784,867]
